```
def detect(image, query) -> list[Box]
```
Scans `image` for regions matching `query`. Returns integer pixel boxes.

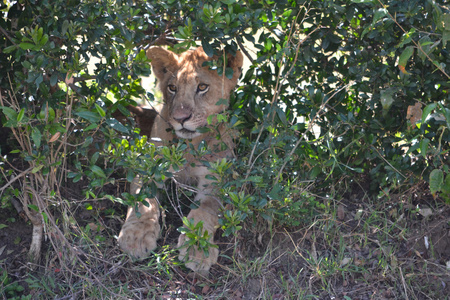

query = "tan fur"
[118,47,243,274]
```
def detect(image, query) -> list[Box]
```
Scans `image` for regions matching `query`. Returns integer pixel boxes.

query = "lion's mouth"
[180,128,196,134]
[176,128,201,139]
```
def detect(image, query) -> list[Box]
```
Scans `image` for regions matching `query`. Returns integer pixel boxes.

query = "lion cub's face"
[147,47,243,139]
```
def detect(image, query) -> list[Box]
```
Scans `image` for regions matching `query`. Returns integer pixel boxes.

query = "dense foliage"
[1,0,449,257]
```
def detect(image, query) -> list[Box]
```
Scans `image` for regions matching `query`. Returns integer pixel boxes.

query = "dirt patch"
[0,207,32,263]
[407,209,450,262]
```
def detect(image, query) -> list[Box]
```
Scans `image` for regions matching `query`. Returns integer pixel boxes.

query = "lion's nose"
[173,111,192,125]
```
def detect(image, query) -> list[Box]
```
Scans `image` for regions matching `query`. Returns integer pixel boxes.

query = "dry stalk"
[0,77,73,263]
[1,82,44,262]
[1,83,122,294]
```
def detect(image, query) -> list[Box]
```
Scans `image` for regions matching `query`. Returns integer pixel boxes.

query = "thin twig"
[0,167,33,193]
[399,265,409,300]
[370,145,406,179]
[0,25,16,45]
[236,38,254,64]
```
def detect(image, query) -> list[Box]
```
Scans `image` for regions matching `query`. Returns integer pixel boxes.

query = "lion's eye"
[167,85,177,93]
[197,83,209,93]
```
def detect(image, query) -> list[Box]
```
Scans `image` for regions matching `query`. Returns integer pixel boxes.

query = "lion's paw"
[177,233,219,276]
[118,215,160,259]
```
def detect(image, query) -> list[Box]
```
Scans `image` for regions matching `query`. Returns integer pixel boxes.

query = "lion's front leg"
[178,193,220,275]
[118,198,160,258]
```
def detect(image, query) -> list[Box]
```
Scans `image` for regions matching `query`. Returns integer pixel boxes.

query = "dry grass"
[2,179,449,299]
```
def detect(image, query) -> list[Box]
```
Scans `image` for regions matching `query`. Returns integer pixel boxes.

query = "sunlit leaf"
[95,104,106,118]
[422,103,437,124]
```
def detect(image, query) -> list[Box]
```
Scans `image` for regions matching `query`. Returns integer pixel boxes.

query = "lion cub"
[118,47,243,275]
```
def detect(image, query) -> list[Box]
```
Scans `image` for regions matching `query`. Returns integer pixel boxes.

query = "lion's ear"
[227,51,244,84]
[146,47,178,80]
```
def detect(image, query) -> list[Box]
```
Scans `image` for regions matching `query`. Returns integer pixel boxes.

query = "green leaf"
[50,73,58,86]
[398,28,415,48]
[373,8,388,24]
[437,103,450,129]
[73,174,82,183]
[245,176,263,183]
[276,107,287,125]
[40,34,49,47]
[442,175,450,194]
[85,123,98,131]
[268,184,282,200]
[0,106,18,120]
[422,103,437,124]
[67,172,78,178]
[201,39,214,57]
[420,138,430,159]
[37,27,44,42]
[0,224,8,229]
[75,110,102,123]
[90,165,107,178]
[105,194,126,205]
[62,20,70,36]
[264,38,273,50]
[35,74,43,86]
[90,152,99,165]
[417,36,434,61]
[28,204,39,212]
[429,169,443,196]
[443,30,450,47]
[17,108,25,122]
[398,46,414,67]
[205,174,217,181]
[32,165,44,173]
[380,88,395,115]
[439,14,450,30]
[3,45,17,54]
[225,67,234,80]
[31,127,42,148]
[196,126,211,133]
[105,118,129,134]
[0,106,18,127]
[42,211,48,224]
[126,170,135,183]
[95,104,106,117]
[216,98,229,106]
[19,42,36,50]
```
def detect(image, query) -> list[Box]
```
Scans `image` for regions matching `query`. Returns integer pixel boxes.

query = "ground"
[0,180,449,299]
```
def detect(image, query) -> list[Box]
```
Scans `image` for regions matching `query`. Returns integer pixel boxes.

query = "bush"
[1,0,449,262]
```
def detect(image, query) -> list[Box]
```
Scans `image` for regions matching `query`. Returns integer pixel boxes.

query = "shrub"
[1,0,449,261]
